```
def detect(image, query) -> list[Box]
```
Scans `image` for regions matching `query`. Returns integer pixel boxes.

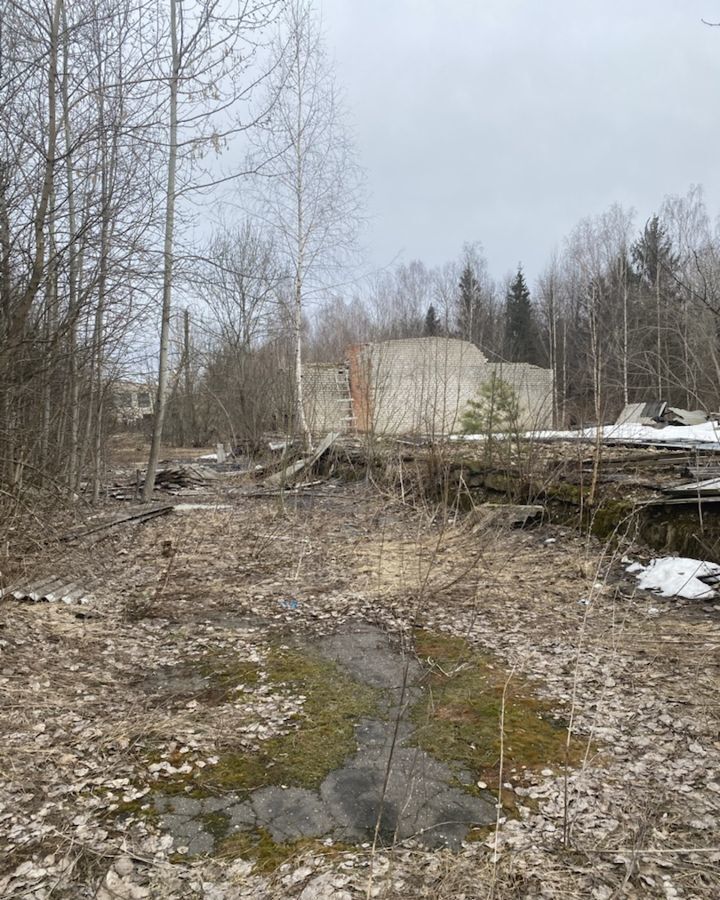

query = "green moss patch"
[412,630,584,797]
[217,828,351,872]
[201,811,233,843]
[199,647,381,793]
[194,655,261,705]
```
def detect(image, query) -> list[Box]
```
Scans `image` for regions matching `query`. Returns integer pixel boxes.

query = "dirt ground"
[1,459,720,899]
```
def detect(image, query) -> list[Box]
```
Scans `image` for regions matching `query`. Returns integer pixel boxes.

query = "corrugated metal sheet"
[642,401,667,420]
[0,577,94,604]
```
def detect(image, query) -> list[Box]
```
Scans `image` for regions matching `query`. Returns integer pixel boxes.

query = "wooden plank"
[265,432,339,487]
[265,459,307,487]
[664,477,720,495]
[646,496,720,506]
[60,505,173,541]
[687,467,720,479]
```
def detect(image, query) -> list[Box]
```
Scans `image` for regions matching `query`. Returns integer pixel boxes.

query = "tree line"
[0,0,359,496]
[305,186,720,428]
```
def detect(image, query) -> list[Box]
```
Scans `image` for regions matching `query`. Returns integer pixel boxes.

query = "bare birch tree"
[249,0,363,450]
[143,0,283,499]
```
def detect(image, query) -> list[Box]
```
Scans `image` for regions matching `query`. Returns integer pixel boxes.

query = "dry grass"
[1,469,719,897]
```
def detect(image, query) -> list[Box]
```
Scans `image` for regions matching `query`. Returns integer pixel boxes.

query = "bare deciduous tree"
[143,0,283,499]
[249,0,363,450]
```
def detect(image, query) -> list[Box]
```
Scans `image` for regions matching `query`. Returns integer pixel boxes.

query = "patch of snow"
[196,453,217,461]
[626,556,720,600]
[454,421,720,448]
[173,503,232,511]
[535,421,720,448]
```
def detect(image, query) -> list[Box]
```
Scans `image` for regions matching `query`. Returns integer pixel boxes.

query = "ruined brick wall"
[304,340,555,436]
[487,362,555,430]
[353,338,488,435]
[348,338,554,435]
[302,364,352,434]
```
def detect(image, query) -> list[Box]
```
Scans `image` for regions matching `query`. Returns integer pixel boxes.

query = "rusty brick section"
[304,337,554,436]
[346,343,372,432]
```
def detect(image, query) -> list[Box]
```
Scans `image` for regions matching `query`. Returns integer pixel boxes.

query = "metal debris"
[615,401,709,428]
[615,401,667,426]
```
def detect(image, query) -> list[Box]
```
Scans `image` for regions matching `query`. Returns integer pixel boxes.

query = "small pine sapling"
[461,374,520,465]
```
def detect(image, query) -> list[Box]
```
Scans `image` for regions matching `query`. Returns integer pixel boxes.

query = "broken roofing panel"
[615,401,709,428]
[615,401,667,426]
[0,578,94,604]
[664,407,709,427]
[615,403,645,426]
[641,400,667,421]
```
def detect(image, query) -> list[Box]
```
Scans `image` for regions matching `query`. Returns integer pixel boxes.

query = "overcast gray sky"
[321,1,720,285]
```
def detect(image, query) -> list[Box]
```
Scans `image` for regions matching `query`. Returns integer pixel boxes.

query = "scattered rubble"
[154,464,218,490]
[265,431,339,488]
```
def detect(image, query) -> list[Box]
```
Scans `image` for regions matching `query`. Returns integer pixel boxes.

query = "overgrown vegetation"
[411,630,586,795]
[202,647,380,792]
[461,374,521,467]
[461,375,520,437]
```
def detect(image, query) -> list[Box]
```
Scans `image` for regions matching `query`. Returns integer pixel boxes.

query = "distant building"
[303,337,554,436]
[113,381,154,424]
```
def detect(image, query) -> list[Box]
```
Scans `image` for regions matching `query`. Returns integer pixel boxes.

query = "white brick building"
[303,338,554,436]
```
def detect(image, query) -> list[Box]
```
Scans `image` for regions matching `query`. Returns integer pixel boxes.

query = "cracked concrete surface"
[154,625,494,853]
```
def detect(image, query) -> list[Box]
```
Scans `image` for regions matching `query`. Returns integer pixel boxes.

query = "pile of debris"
[136,463,218,493]
[264,432,339,488]
[153,464,217,491]
[616,400,711,428]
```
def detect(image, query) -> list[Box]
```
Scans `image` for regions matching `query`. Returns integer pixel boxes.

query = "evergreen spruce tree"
[457,263,481,343]
[504,265,540,363]
[631,215,678,288]
[461,372,521,465]
[631,215,680,397]
[461,373,519,435]
[424,304,440,336]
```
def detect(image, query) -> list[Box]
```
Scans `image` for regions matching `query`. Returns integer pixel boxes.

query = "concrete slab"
[251,787,331,842]
[153,624,495,853]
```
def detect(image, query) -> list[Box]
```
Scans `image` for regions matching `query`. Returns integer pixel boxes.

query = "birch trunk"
[62,3,82,492]
[656,273,662,398]
[9,0,62,346]
[144,0,179,501]
[293,34,312,452]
